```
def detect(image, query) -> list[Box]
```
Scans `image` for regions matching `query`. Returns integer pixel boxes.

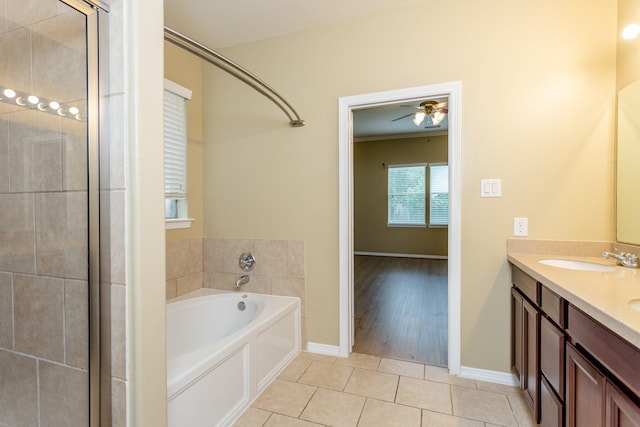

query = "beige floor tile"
[343,368,399,402]
[424,365,477,388]
[264,413,325,427]
[278,356,313,382]
[299,360,353,391]
[232,407,271,426]
[358,398,421,427]
[475,380,521,395]
[298,351,337,364]
[396,376,452,414]
[451,385,518,427]
[252,379,317,418]
[422,410,485,426]
[506,392,537,427]
[378,358,424,379]
[335,352,380,371]
[300,388,365,427]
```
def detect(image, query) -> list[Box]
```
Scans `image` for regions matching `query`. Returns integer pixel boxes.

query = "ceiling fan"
[392,100,448,128]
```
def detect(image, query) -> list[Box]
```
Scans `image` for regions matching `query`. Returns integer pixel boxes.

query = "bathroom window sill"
[165,218,194,230]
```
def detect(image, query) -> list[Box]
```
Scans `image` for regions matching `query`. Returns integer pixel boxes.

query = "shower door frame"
[60,0,111,425]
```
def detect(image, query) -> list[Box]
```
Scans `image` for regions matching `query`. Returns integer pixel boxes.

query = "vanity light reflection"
[0,85,84,121]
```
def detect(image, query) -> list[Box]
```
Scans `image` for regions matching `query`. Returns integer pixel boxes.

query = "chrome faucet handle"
[239,253,256,272]
[603,250,639,268]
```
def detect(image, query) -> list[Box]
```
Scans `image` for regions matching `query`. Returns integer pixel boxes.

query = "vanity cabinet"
[511,264,640,427]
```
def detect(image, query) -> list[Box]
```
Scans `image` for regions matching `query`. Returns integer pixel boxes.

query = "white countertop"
[508,253,640,348]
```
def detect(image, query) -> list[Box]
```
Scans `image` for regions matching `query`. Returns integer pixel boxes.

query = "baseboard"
[305,342,342,357]
[354,251,448,260]
[459,365,519,387]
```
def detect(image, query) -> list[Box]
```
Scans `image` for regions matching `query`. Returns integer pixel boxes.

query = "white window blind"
[429,163,449,226]
[387,164,426,226]
[164,79,192,200]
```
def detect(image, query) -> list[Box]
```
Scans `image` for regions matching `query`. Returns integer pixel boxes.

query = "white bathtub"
[167,289,301,427]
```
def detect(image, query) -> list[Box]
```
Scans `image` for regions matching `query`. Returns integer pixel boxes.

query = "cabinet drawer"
[567,305,640,400]
[512,266,538,305]
[541,315,565,400]
[541,285,564,328]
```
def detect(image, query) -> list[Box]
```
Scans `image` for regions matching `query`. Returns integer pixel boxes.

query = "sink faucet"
[602,250,639,268]
[235,274,250,288]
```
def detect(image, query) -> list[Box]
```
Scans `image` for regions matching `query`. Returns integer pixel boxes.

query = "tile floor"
[233,352,537,427]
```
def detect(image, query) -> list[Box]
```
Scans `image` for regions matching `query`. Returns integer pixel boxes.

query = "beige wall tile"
[0,349,38,426]
[14,274,64,361]
[255,239,288,277]
[112,378,127,427]
[166,238,203,280]
[358,398,421,427]
[111,284,126,380]
[166,280,177,300]
[0,27,32,92]
[288,240,305,279]
[104,94,126,190]
[0,193,36,274]
[9,112,63,193]
[6,0,58,31]
[0,273,13,349]
[203,237,223,273]
[64,279,88,369]
[223,238,255,274]
[61,119,88,191]
[176,271,203,296]
[0,118,9,193]
[35,191,88,280]
[39,360,88,427]
[108,190,126,284]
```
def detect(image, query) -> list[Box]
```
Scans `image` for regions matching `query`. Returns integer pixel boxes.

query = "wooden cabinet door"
[566,343,606,427]
[523,297,540,422]
[541,375,564,427]
[541,315,565,400]
[605,382,640,427]
[512,287,524,382]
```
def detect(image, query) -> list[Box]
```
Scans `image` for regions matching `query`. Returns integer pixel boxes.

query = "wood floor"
[353,255,448,367]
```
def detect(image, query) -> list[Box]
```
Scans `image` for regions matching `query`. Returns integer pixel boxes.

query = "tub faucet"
[602,250,639,268]
[235,275,250,288]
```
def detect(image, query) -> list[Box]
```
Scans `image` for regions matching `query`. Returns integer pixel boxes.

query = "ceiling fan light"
[432,111,445,125]
[413,111,426,126]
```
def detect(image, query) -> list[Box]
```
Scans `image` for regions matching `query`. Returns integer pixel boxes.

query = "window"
[387,164,426,226]
[429,163,449,226]
[164,79,193,229]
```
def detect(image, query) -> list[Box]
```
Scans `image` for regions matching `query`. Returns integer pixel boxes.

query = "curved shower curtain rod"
[164,27,305,128]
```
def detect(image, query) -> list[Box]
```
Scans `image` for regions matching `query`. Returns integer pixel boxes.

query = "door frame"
[338,81,462,374]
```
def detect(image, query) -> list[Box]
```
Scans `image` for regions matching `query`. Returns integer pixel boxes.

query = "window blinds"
[429,164,449,226]
[164,80,191,199]
[388,164,426,226]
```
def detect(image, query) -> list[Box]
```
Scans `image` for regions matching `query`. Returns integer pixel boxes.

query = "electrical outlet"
[514,217,528,236]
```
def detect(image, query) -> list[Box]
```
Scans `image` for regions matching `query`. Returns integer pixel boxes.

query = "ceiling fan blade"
[391,112,414,122]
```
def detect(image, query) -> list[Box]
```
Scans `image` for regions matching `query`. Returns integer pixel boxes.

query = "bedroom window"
[429,163,449,227]
[387,164,426,227]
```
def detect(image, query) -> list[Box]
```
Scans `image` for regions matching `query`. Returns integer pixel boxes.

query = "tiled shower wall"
[166,237,307,344]
[0,2,92,425]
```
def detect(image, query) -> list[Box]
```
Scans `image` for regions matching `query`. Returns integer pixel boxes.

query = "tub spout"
[235,275,250,288]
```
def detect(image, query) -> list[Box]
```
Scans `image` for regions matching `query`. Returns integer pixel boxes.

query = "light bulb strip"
[0,85,85,121]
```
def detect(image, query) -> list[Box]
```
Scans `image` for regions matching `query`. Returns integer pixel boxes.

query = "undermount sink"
[538,259,617,272]
[629,299,640,312]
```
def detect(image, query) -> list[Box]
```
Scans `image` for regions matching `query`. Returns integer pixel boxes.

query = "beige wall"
[200,0,616,371]
[164,42,205,242]
[617,0,640,90]
[354,136,448,256]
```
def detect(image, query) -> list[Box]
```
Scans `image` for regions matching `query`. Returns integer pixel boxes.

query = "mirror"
[616,0,640,244]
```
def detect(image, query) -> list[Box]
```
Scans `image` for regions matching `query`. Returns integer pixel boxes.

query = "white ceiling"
[164,0,431,49]
[164,0,445,139]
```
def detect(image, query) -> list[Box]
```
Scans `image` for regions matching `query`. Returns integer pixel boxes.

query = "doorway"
[338,82,462,374]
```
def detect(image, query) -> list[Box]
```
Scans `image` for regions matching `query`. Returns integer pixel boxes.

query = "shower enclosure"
[0,0,108,425]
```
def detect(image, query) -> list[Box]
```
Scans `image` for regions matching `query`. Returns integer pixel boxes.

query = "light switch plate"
[480,179,502,197]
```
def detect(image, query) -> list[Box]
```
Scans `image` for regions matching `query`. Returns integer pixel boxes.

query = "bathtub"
[167,289,301,427]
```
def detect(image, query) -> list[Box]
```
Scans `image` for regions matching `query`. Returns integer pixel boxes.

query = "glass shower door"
[0,0,100,425]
